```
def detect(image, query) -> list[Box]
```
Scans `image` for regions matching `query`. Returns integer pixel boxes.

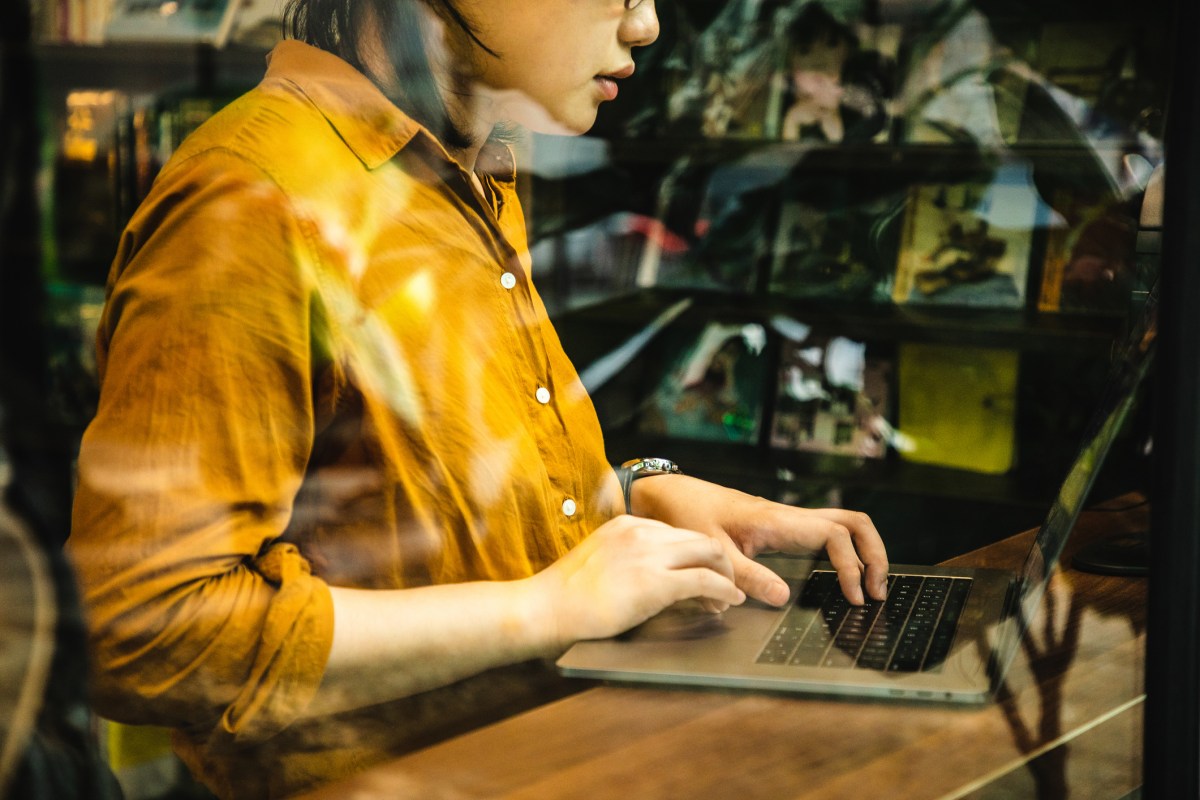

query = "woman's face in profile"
[457,0,660,135]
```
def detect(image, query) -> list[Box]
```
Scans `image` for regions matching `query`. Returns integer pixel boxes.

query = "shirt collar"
[264,40,419,170]
[263,40,516,182]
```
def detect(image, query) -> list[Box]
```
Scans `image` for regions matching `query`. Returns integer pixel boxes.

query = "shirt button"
[535,387,551,405]
[562,498,577,517]
[500,272,517,290]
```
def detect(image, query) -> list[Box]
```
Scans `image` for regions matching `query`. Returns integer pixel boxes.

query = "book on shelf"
[1017,23,1159,179]
[768,324,893,460]
[52,88,131,284]
[891,159,1040,309]
[633,158,769,294]
[35,0,110,44]
[1036,188,1138,315]
[635,320,769,445]
[769,189,902,303]
[50,86,235,284]
[894,6,1024,147]
[896,343,1018,475]
[105,0,241,46]
[661,0,777,140]
[1030,23,1129,111]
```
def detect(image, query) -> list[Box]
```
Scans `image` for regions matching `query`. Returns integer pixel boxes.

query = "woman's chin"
[516,108,596,137]
[476,84,599,137]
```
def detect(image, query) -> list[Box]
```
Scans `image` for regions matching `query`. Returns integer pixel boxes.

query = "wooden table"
[299,495,1149,799]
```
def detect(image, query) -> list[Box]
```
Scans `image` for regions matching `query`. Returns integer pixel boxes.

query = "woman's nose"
[620,1,660,49]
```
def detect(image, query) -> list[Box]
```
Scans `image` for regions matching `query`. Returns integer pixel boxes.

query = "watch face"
[631,457,680,475]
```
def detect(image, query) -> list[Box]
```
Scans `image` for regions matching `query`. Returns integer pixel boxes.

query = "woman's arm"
[306,514,743,717]
[67,151,340,741]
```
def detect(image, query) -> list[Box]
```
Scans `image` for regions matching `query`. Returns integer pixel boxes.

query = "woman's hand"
[632,474,889,608]
[529,514,746,651]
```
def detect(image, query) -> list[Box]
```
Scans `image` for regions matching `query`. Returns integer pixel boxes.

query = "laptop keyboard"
[756,570,973,673]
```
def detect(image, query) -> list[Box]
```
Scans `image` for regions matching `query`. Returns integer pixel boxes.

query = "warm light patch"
[63,91,120,162]
[468,437,518,509]
[321,283,424,426]
[404,270,436,313]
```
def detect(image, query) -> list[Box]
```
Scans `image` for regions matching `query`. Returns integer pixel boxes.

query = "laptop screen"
[1015,286,1157,625]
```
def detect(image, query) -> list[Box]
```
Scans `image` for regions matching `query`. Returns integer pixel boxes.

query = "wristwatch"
[618,457,682,515]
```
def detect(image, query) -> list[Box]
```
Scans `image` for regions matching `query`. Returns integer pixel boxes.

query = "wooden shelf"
[595,138,1125,208]
[605,429,1035,503]
[553,287,1124,358]
[32,41,268,99]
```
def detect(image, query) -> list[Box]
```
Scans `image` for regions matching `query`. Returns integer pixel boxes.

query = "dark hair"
[284,0,497,149]
[785,4,858,64]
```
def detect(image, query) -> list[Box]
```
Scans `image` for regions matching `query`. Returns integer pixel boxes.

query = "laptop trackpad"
[619,599,734,642]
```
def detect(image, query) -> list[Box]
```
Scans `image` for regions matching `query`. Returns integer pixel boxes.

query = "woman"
[65,1,889,797]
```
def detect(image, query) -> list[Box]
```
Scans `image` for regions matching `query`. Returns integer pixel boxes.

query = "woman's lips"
[595,76,619,101]
[595,64,634,102]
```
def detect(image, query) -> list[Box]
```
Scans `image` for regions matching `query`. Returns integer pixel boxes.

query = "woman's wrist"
[515,573,571,656]
[629,472,687,519]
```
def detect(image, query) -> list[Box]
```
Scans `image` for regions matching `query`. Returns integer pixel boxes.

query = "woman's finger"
[664,567,746,607]
[821,521,866,605]
[728,547,791,607]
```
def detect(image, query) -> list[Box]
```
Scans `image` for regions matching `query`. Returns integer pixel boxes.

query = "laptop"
[558,287,1157,705]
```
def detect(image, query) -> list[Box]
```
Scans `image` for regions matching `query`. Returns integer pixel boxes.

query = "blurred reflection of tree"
[977,552,1145,798]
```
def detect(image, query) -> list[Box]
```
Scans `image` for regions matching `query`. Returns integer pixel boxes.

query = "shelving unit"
[22,39,274,454]
[539,0,1168,558]
[554,285,1124,357]
[21,3,1167,559]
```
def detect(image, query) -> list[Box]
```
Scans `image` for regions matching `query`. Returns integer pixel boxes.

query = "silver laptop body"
[558,556,1016,703]
[559,288,1157,705]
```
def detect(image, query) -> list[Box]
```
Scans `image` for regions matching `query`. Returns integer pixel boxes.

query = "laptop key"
[822,647,857,668]
[788,642,828,666]
[922,579,972,671]
[756,572,974,674]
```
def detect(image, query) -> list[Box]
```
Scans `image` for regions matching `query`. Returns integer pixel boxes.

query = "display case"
[6,0,1181,794]
[527,0,1170,562]
[18,3,1170,586]
[24,8,1170,546]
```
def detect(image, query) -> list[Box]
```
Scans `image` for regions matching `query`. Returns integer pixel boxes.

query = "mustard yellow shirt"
[67,40,621,799]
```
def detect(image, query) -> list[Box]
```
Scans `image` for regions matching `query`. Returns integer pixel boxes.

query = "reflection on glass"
[11,0,1172,798]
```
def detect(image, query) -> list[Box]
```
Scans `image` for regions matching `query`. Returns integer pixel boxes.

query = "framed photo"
[768,327,892,460]
[769,192,899,303]
[891,160,1040,309]
[636,321,770,445]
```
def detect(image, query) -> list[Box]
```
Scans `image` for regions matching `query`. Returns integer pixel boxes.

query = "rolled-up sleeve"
[66,148,335,745]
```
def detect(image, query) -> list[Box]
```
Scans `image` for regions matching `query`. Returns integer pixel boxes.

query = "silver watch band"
[618,457,682,514]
